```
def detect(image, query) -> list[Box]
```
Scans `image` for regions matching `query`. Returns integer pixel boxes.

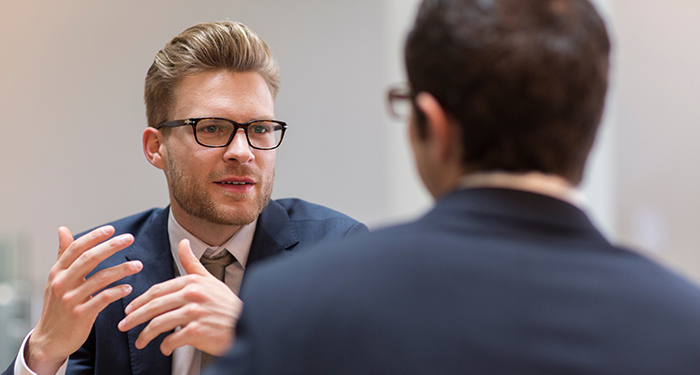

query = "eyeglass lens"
[195,119,283,148]
[388,89,412,120]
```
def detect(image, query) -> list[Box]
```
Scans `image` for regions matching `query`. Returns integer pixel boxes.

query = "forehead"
[170,70,275,121]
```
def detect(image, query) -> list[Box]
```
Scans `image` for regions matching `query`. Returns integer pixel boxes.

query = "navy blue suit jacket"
[4,198,366,375]
[207,188,700,375]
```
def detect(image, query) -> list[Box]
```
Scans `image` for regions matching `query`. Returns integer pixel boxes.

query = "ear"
[414,92,456,163]
[143,127,167,170]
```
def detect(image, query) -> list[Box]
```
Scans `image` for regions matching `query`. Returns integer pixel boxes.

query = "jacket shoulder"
[78,207,166,237]
[271,198,368,242]
[274,198,358,222]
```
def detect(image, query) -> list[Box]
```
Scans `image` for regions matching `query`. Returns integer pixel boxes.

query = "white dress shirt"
[168,209,255,375]
[16,208,256,375]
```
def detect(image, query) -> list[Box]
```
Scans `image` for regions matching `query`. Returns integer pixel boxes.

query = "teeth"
[222,181,249,185]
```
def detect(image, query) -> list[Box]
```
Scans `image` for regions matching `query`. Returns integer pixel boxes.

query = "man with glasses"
[4,21,366,375]
[205,1,700,374]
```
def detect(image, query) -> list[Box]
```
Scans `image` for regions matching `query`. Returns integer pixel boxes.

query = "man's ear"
[143,127,166,170]
[415,92,456,163]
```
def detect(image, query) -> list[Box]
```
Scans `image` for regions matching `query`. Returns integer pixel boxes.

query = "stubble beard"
[165,153,274,227]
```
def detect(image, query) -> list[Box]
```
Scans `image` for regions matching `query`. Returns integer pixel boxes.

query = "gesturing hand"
[118,239,242,356]
[26,226,142,375]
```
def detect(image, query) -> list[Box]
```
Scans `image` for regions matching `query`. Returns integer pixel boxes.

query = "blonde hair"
[144,21,280,128]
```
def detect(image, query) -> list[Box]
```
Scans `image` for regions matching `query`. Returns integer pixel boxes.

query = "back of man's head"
[405,0,610,184]
[144,21,279,129]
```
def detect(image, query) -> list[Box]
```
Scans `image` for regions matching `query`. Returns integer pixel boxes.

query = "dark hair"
[405,0,610,184]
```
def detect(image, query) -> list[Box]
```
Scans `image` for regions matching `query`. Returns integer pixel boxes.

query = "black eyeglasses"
[386,86,412,120]
[156,117,288,150]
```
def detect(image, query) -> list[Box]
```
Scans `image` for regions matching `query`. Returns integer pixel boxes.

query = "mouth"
[217,181,254,186]
[214,177,256,189]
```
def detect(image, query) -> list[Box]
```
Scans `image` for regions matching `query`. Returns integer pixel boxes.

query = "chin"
[208,209,258,227]
[218,199,268,226]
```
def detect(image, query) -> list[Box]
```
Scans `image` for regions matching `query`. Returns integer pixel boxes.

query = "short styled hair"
[144,21,280,128]
[405,0,610,184]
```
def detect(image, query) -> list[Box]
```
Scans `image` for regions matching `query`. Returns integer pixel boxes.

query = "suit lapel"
[114,201,298,373]
[121,208,174,375]
[243,200,299,284]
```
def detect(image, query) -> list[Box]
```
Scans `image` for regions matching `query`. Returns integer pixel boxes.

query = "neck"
[170,204,241,246]
[426,164,469,201]
[457,171,585,207]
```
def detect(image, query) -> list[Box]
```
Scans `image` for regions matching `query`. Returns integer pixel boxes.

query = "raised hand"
[118,239,242,356]
[25,226,142,375]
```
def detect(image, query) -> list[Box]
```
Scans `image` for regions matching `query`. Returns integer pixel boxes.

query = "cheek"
[173,147,221,176]
[257,151,276,177]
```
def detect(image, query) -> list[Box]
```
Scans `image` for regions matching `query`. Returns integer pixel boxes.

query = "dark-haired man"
[206,0,700,374]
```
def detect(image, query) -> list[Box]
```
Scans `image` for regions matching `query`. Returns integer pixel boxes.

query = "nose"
[222,129,254,163]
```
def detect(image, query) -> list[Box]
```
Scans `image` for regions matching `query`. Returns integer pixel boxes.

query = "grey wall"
[0,0,416,297]
[7,0,700,324]
[613,0,700,282]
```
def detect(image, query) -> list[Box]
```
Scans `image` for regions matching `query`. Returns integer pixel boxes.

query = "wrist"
[25,334,66,375]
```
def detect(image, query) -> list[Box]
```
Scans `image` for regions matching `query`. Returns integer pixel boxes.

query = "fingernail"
[117,234,132,244]
[124,284,133,294]
[132,261,143,271]
[125,304,133,314]
[118,320,126,331]
[101,226,112,235]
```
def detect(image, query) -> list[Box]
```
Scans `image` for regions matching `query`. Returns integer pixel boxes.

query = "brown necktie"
[200,250,236,281]
[199,250,236,368]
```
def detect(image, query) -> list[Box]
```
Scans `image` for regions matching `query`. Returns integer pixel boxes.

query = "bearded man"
[5,20,366,375]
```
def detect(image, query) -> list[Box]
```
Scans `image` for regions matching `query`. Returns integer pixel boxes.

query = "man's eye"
[197,124,224,134]
[251,125,268,134]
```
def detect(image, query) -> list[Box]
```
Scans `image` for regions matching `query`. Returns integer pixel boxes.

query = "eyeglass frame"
[386,86,415,120]
[155,117,288,150]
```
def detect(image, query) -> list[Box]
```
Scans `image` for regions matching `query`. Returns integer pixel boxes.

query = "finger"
[133,308,195,350]
[160,328,188,356]
[78,283,135,321]
[159,323,219,356]
[57,226,74,260]
[75,260,143,303]
[118,286,189,332]
[178,239,210,277]
[160,323,232,356]
[56,225,115,269]
[68,233,134,280]
[124,276,190,315]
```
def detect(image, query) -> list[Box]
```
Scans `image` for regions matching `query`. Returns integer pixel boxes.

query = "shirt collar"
[167,208,257,276]
[457,171,587,208]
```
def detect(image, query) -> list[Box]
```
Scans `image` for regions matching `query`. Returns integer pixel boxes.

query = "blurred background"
[0,0,698,363]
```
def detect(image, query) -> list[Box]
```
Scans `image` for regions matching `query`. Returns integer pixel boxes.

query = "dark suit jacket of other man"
[207,188,700,375]
[3,198,367,375]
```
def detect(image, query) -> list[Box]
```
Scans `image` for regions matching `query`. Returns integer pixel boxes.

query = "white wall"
[580,0,617,239]
[612,0,700,283]
[0,0,401,295]
[381,0,433,226]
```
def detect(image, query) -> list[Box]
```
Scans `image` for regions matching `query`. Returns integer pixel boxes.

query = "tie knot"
[200,250,236,281]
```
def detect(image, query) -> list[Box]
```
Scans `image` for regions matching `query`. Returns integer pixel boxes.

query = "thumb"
[57,226,74,260]
[178,239,210,276]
